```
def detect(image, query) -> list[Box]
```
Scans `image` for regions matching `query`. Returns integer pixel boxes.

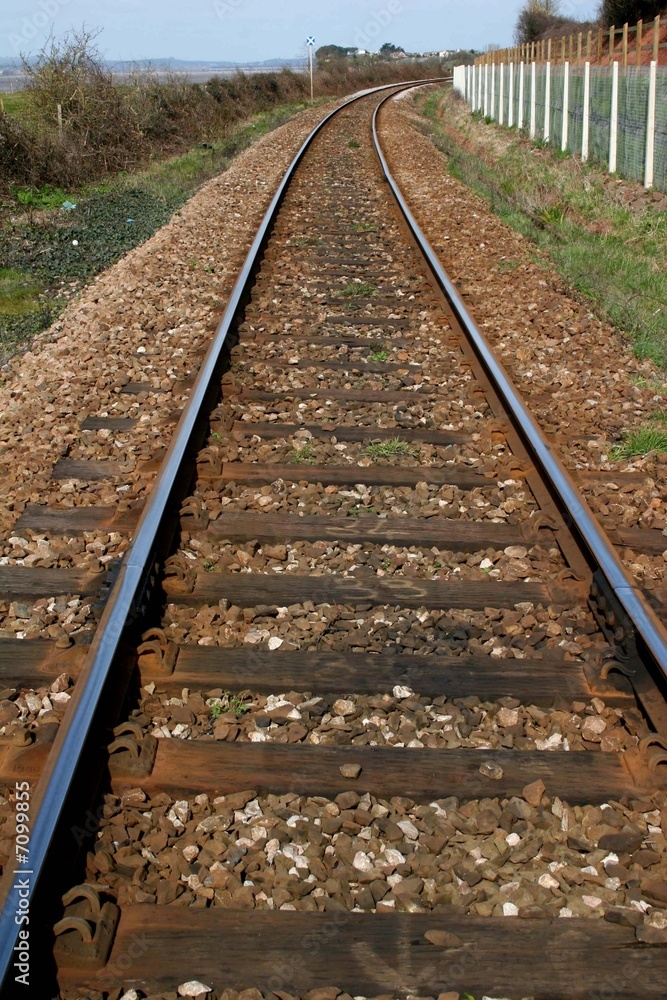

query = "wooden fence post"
[609,61,619,173]
[636,20,643,66]
[622,23,628,68]
[652,15,660,64]
[645,59,657,188]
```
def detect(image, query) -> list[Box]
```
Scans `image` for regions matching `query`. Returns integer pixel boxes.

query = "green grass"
[13,185,69,210]
[348,139,361,149]
[362,437,413,460]
[353,222,375,232]
[0,268,44,317]
[289,441,316,464]
[0,100,316,364]
[610,426,667,460]
[208,691,251,721]
[0,92,26,118]
[369,346,389,362]
[337,281,376,298]
[420,89,667,369]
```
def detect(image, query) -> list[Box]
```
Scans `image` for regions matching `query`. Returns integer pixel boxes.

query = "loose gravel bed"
[0,98,343,543]
[81,784,667,932]
[206,430,506,467]
[197,481,538,524]
[178,539,564,583]
[140,686,638,754]
[379,93,667,588]
[162,601,599,659]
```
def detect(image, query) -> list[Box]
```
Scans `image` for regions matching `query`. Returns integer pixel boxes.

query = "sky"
[2,0,602,63]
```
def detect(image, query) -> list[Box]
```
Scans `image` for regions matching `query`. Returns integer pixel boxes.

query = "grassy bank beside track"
[418,88,667,370]
[0,99,324,364]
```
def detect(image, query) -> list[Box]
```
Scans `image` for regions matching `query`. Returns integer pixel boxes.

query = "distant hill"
[0,55,307,72]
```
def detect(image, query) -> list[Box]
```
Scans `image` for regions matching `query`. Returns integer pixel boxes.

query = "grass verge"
[0,92,26,117]
[0,100,320,365]
[418,89,667,369]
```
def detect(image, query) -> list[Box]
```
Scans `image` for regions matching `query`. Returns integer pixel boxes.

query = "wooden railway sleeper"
[0,722,58,780]
[53,884,119,969]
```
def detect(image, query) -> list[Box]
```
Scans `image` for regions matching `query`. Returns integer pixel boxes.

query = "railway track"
[2,81,667,999]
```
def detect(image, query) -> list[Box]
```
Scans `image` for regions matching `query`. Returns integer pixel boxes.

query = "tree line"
[515,0,666,45]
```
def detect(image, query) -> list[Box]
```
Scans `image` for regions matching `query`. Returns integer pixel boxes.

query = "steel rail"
[0,78,450,993]
[372,86,667,678]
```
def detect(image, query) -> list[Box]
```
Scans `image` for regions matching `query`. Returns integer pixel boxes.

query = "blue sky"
[2,0,602,62]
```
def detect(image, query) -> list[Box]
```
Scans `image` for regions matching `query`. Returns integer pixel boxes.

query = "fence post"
[645,59,657,188]
[622,23,628,67]
[582,61,590,161]
[652,15,660,63]
[518,60,525,129]
[530,61,537,137]
[544,60,551,143]
[508,61,514,127]
[499,63,504,125]
[562,60,569,151]
[636,20,643,66]
[57,103,63,135]
[609,60,619,173]
[491,62,496,119]
[484,62,489,116]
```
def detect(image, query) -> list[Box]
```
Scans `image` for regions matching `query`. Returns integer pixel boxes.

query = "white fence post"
[490,62,496,119]
[499,63,505,125]
[478,63,483,110]
[484,63,489,116]
[582,61,591,162]
[544,61,551,143]
[518,61,525,129]
[508,61,514,127]
[562,60,569,151]
[609,61,619,173]
[645,59,657,189]
[530,61,537,138]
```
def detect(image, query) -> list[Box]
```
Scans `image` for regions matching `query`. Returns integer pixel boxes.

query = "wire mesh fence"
[453,61,666,192]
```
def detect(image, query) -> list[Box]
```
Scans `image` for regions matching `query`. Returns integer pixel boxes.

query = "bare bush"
[1,28,450,196]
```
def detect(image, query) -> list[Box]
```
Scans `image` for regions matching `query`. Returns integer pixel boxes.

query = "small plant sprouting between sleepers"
[362,438,414,460]
[610,426,667,460]
[209,692,252,720]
